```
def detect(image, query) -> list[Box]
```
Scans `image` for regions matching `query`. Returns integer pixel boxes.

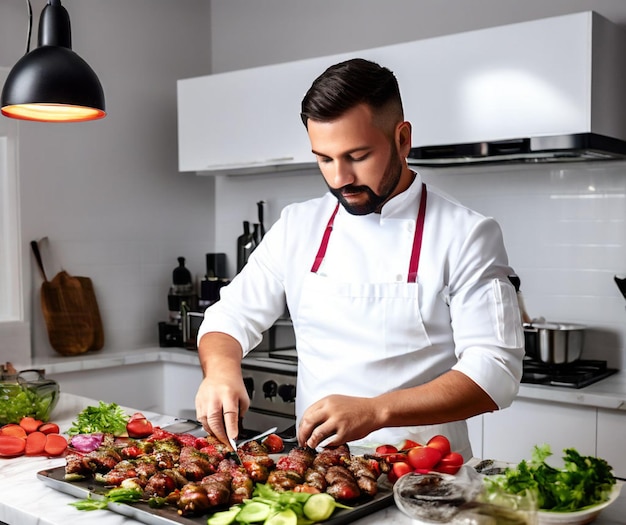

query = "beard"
[327,144,404,216]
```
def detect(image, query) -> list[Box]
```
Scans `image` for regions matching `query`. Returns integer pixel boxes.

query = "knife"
[229,427,278,465]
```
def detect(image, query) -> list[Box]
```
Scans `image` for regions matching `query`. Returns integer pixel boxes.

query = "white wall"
[3,1,626,372]
[0,0,214,364]
[209,0,626,370]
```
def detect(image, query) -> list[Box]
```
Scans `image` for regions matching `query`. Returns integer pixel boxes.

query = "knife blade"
[228,436,243,465]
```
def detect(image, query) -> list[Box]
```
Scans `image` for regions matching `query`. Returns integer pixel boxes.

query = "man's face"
[307,104,411,215]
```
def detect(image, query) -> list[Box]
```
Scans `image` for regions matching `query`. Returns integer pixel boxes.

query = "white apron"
[293,183,472,458]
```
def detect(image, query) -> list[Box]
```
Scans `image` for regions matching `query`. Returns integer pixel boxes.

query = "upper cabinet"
[177,58,328,175]
[178,11,623,175]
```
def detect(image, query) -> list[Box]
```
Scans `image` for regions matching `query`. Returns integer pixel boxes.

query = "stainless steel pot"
[523,322,586,364]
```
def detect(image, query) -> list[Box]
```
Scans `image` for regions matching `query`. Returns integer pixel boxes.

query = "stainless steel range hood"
[403,12,626,167]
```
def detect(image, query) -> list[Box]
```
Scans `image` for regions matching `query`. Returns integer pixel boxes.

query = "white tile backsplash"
[212,161,626,371]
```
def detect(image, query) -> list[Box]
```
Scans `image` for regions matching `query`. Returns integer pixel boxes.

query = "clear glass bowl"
[0,369,60,425]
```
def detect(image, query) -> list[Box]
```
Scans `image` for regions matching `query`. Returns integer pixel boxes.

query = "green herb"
[484,444,616,511]
[67,401,129,436]
[69,488,143,511]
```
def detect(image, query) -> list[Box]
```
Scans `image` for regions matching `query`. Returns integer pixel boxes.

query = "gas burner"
[522,359,618,388]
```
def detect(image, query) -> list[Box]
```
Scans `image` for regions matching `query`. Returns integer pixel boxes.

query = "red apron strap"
[310,203,340,273]
[407,183,428,283]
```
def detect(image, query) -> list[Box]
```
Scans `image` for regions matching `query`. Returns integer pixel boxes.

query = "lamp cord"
[24,0,33,53]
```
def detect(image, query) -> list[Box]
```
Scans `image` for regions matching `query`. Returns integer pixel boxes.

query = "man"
[195,58,524,459]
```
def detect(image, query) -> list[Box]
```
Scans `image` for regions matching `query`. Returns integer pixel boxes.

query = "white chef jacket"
[198,172,524,454]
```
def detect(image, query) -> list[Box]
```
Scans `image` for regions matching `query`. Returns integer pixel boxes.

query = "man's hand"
[195,375,249,446]
[297,371,498,449]
[195,332,248,447]
[297,394,382,449]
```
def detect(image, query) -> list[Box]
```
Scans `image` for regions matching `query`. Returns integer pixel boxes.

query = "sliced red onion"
[70,433,104,452]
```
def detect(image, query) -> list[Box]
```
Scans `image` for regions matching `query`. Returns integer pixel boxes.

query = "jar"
[0,368,60,425]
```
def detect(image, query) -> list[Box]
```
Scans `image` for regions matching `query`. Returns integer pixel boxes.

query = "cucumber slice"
[265,508,298,525]
[236,501,272,523]
[302,493,337,522]
[207,507,240,525]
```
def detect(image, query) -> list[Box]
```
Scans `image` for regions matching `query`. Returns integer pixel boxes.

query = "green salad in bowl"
[0,368,60,425]
[482,444,619,525]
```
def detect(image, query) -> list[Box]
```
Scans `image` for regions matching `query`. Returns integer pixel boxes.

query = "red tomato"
[438,452,464,467]
[262,434,284,453]
[407,445,443,471]
[388,461,413,483]
[126,417,154,439]
[375,444,398,455]
[426,434,451,457]
[375,444,405,463]
[433,464,461,475]
[397,439,420,450]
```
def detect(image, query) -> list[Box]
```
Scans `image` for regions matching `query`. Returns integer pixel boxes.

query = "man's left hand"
[297,394,382,448]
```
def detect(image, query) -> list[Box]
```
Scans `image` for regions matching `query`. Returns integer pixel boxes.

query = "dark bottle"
[237,221,255,273]
[172,257,193,294]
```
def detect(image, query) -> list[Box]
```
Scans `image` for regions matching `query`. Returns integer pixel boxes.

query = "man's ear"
[396,121,412,157]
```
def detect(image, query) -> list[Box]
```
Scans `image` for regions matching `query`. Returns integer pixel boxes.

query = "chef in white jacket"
[195,58,524,460]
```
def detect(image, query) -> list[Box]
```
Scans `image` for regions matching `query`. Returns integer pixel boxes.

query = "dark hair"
[300,58,404,128]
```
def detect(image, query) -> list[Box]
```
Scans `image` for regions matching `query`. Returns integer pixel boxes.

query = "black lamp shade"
[1,0,106,123]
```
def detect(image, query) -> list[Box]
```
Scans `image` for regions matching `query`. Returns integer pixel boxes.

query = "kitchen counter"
[1,392,625,525]
[0,392,398,525]
[31,347,626,411]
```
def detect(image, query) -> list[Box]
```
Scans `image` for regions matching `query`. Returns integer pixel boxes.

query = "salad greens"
[69,488,143,511]
[484,444,616,511]
[0,382,56,424]
[67,401,129,436]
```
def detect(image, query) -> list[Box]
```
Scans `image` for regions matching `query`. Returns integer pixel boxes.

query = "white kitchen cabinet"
[161,361,203,419]
[466,414,483,458]
[597,408,626,478]
[482,398,596,466]
[177,59,323,175]
[49,363,163,413]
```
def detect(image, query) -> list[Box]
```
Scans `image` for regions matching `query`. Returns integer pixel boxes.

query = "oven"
[240,351,298,442]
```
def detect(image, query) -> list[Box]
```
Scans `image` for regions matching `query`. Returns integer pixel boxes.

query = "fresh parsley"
[70,488,143,511]
[67,401,129,436]
[485,444,616,511]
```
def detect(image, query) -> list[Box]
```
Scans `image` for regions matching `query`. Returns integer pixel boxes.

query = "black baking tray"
[38,466,394,525]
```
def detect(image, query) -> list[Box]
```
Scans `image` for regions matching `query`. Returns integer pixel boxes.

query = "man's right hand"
[194,332,249,447]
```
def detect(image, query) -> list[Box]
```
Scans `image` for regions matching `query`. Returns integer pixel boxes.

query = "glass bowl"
[0,369,60,425]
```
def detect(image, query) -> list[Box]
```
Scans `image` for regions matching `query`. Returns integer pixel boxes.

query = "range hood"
[403,12,626,167]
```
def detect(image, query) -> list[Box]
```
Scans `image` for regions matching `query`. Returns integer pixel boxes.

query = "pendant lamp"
[1,0,106,122]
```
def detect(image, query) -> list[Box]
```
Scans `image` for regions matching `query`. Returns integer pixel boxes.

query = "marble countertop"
[31,347,626,411]
[1,392,625,525]
[0,392,407,525]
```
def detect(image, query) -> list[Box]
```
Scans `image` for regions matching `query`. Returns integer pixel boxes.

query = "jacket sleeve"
[448,216,525,409]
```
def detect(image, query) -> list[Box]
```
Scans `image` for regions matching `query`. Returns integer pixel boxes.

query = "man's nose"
[330,159,354,187]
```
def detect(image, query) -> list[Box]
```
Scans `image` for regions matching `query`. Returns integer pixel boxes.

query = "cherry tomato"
[426,434,451,457]
[262,434,284,453]
[407,445,442,471]
[375,444,405,463]
[375,444,398,455]
[126,415,154,439]
[433,464,461,475]
[438,452,464,467]
[388,461,413,483]
[397,439,420,450]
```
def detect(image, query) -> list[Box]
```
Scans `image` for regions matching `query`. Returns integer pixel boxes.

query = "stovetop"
[521,359,618,389]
